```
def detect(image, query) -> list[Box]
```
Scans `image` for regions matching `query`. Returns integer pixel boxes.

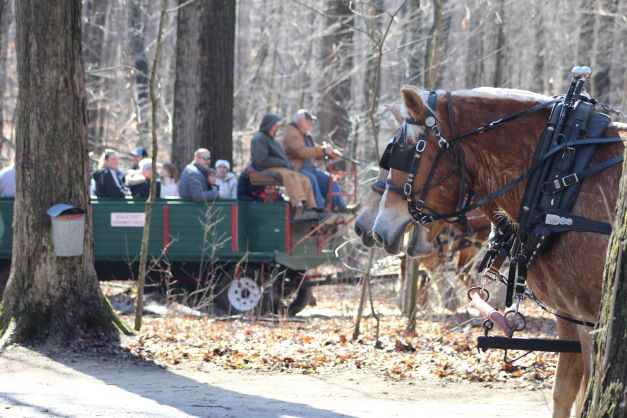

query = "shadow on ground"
[0,344,354,418]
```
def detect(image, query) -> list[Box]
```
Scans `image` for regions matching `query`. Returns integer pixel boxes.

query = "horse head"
[354,166,432,256]
[373,86,466,253]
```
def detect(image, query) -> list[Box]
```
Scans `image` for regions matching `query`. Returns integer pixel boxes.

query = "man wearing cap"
[178,148,220,202]
[250,112,319,220]
[283,109,349,212]
[130,146,148,170]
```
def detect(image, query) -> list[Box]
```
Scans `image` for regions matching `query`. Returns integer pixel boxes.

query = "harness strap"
[371,178,387,195]
[452,99,561,142]
[403,91,438,198]
[541,155,624,194]
[540,211,613,234]
[416,136,624,223]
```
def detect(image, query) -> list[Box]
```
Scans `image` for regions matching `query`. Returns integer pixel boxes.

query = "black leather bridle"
[379,91,472,225]
[378,90,563,225]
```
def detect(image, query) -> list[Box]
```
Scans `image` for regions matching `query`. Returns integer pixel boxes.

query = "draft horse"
[372,85,626,417]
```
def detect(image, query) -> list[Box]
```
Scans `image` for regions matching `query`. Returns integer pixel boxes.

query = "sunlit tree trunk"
[1,0,122,346]
[583,149,627,417]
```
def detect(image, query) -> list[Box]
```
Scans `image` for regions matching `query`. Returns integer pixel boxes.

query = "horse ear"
[401,85,425,119]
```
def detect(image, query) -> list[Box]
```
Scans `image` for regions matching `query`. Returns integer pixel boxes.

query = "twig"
[352,248,375,341]
[135,0,167,331]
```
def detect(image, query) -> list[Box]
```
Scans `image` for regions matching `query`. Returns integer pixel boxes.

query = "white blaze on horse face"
[372,183,412,253]
[354,188,382,244]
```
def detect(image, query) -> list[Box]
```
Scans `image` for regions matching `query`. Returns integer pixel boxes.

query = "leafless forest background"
[0,0,625,173]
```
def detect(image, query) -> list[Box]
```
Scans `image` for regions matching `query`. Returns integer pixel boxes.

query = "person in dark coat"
[250,113,319,220]
[128,158,161,198]
[178,148,220,202]
[93,149,128,197]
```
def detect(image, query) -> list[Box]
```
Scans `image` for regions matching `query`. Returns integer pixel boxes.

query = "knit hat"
[215,159,230,170]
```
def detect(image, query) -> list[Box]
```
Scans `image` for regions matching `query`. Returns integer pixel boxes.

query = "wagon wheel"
[214,264,280,316]
[286,286,313,316]
[266,270,315,316]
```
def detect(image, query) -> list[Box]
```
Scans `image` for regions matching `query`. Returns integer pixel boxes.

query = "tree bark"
[318,0,353,150]
[82,0,109,149]
[172,0,236,169]
[1,0,123,345]
[531,3,545,93]
[129,0,150,144]
[577,0,596,67]
[0,0,10,149]
[406,0,423,86]
[591,0,617,103]
[492,0,506,87]
[582,148,627,417]
[424,0,448,88]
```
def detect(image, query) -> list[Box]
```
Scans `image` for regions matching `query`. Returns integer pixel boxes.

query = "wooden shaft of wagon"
[469,292,512,336]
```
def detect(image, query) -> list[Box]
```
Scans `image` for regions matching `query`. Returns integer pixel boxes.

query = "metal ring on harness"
[504,310,527,332]
[467,286,490,302]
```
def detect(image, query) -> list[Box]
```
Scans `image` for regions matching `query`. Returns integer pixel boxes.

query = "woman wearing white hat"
[215,159,237,199]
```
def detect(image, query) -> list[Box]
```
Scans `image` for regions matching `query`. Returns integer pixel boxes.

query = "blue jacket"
[179,162,219,202]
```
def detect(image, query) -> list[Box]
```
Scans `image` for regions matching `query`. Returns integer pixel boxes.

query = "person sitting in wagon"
[214,159,237,199]
[92,149,128,198]
[127,158,161,198]
[178,148,220,202]
[250,112,320,221]
[283,109,353,212]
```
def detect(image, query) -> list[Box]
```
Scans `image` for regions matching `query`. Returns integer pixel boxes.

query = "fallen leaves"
[111,283,558,388]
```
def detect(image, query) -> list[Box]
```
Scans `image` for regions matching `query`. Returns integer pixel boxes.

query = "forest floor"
[0,281,567,417]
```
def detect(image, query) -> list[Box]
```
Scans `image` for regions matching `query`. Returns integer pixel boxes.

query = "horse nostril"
[372,232,384,244]
[354,224,363,237]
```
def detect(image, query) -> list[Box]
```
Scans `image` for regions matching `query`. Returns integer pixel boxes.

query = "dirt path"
[0,345,554,418]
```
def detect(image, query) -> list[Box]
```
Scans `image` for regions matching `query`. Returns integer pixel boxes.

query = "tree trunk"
[582,149,627,417]
[83,0,109,149]
[464,9,483,88]
[318,0,353,150]
[531,3,545,93]
[1,0,122,345]
[424,0,450,88]
[492,0,506,87]
[577,0,595,67]
[129,0,150,145]
[362,0,384,111]
[172,0,236,169]
[591,0,616,103]
[406,0,423,86]
[0,0,9,149]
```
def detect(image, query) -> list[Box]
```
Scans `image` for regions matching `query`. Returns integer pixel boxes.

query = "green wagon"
[0,197,350,314]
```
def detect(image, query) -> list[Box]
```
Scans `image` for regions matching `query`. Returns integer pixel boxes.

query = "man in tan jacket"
[283,109,348,211]
[251,112,320,220]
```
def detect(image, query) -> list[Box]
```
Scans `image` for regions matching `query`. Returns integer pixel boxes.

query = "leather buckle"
[561,173,579,187]
[416,139,426,153]
[403,182,412,196]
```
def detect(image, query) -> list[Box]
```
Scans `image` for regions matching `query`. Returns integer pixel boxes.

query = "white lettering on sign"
[111,212,146,227]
